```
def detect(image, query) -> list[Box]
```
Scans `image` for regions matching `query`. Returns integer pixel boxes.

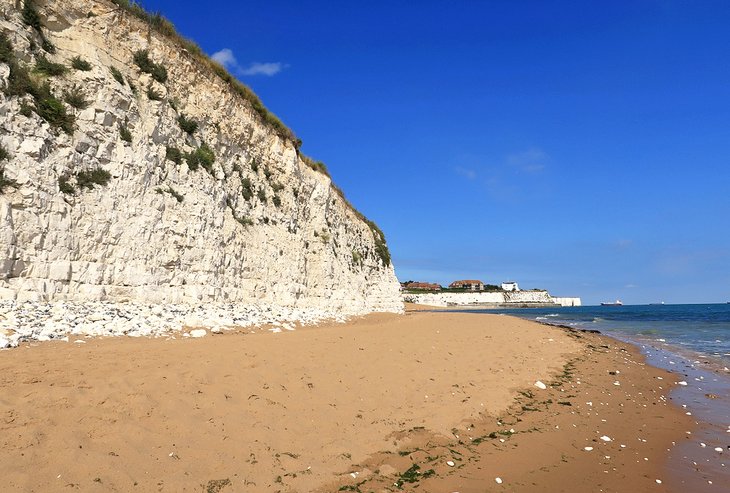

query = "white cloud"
[240,62,286,76]
[210,49,287,77]
[507,148,548,173]
[455,166,477,180]
[211,48,237,69]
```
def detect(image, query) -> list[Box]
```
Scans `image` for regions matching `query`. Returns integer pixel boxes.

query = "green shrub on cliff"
[234,213,254,227]
[76,167,111,190]
[177,113,197,135]
[0,33,13,64]
[119,124,132,143]
[184,144,215,172]
[35,95,75,134]
[110,66,125,85]
[21,0,42,31]
[63,85,90,110]
[58,175,75,194]
[133,49,167,83]
[156,186,183,203]
[71,56,92,71]
[34,55,67,76]
[146,84,163,101]
[241,178,253,200]
[4,60,35,97]
[165,146,182,164]
[300,155,330,177]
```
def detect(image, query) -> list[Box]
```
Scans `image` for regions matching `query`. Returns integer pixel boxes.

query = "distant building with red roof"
[448,279,485,291]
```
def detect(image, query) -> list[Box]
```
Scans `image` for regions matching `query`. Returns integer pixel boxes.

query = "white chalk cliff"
[0,0,402,314]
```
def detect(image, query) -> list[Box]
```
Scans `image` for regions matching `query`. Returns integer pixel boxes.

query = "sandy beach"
[0,309,694,492]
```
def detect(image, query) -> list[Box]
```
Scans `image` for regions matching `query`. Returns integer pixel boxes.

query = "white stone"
[189,329,207,338]
[534,381,547,390]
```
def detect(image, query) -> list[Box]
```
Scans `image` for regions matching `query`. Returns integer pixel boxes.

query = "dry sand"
[0,310,692,492]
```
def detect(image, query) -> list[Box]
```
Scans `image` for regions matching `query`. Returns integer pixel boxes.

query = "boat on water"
[601,300,623,306]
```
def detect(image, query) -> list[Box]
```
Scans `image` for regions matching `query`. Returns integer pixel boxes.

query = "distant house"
[501,281,519,292]
[449,280,485,291]
[404,282,442,291]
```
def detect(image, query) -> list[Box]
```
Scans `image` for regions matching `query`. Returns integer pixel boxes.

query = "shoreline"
[0,308,705,491]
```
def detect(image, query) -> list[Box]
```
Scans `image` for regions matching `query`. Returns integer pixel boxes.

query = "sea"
[496,303,730,368]
[474,303,730,490]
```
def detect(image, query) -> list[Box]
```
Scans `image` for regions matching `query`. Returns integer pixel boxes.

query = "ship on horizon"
[600,300,623,306]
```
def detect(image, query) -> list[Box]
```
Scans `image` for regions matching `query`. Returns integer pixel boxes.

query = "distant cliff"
[0,0,402,313]
[404,291,582,307]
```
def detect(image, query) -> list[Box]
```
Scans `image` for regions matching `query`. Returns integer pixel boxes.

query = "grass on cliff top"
[109,0,295,145]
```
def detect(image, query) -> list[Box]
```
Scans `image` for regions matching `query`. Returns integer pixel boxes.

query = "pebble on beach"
[0,300,351,349]
[534,381,547,390]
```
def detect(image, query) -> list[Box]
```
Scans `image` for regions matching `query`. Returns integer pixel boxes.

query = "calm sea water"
[486,303,730,367]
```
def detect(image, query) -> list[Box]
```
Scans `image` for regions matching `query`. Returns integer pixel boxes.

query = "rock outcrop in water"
[0,0,402,314]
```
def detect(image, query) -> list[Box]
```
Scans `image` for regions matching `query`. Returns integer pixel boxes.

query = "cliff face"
[0,0,402,313]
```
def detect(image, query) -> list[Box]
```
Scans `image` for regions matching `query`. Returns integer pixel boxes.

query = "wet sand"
[0,310,694,492]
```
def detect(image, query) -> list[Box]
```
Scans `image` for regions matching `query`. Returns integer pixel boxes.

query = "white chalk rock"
[534,381,547,390]
[600,436,612,442]
[189,329,207,338]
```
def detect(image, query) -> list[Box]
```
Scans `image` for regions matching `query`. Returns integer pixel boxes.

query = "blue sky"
[140,0,730,305]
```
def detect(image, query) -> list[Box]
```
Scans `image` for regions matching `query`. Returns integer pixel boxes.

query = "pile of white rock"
[0,300,350,349]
